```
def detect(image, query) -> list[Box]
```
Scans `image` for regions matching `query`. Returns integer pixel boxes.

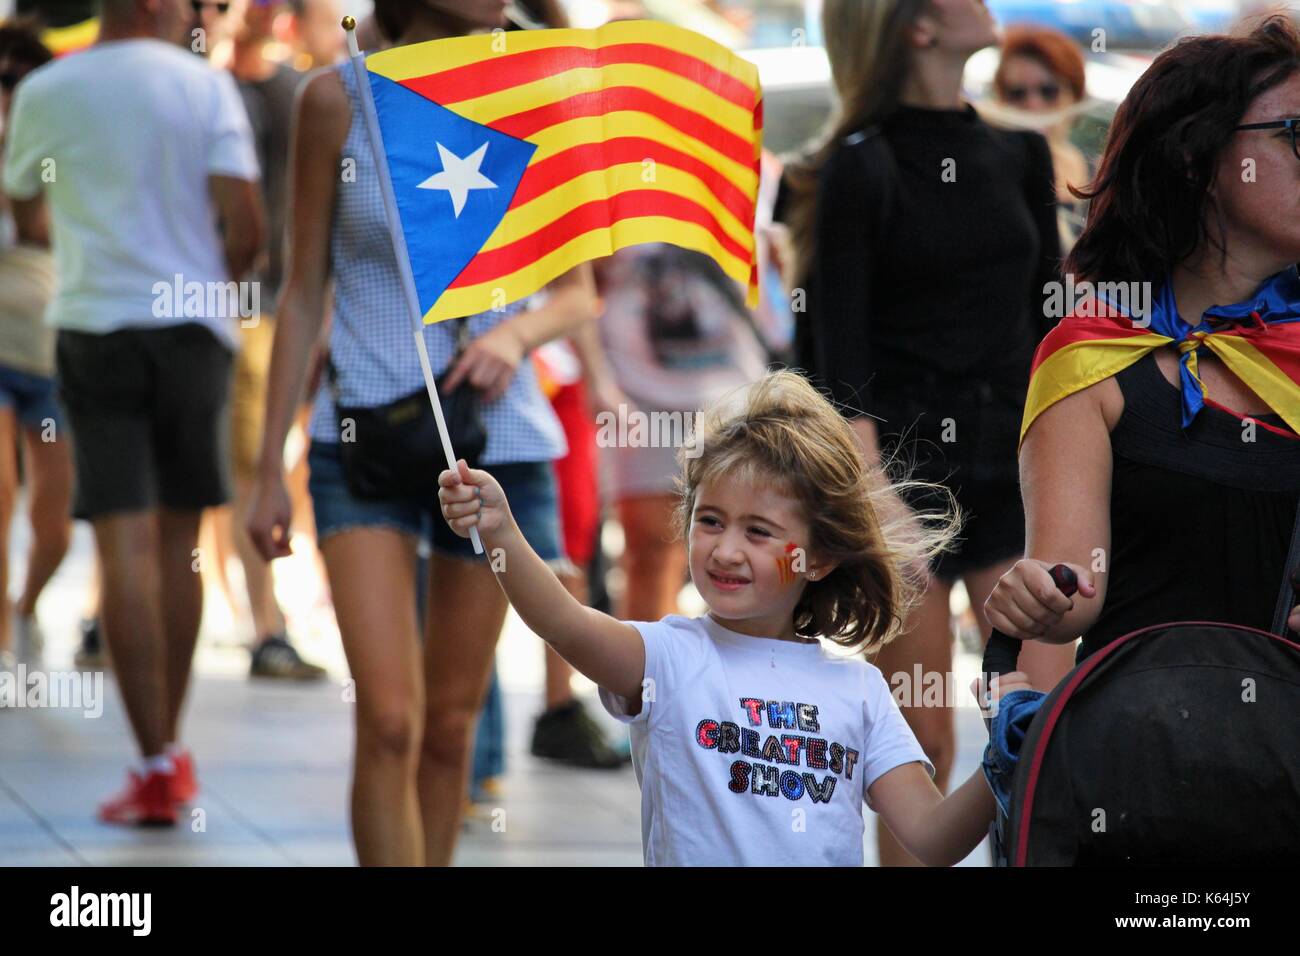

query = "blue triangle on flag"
[370,72,537,319]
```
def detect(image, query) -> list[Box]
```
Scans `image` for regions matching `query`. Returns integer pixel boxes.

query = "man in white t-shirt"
[1,0,263,826]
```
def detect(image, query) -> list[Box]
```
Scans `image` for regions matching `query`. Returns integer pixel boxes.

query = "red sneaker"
[171,750,198,804]
[97,769,177,826]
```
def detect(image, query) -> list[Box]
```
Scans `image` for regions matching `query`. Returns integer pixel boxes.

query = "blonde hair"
[785,0,926,289]
[672,371,961,653]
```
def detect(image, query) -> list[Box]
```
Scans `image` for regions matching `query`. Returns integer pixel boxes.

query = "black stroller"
[980,540,1300,866]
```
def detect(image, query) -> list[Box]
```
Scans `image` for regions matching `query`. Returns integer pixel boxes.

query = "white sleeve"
[597,619,675,726]
[860,665,934,807]
[2,80,45,200]
[207,70,260,181]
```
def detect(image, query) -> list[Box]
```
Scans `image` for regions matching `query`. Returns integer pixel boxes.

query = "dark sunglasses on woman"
[191,0,231,14]
[1005,82,1061,105]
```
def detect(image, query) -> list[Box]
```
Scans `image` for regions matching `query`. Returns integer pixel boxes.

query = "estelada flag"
[1021,270,1300,447]
[364,20,763,323]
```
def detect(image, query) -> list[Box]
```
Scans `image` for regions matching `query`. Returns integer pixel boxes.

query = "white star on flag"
[416,142,498,218]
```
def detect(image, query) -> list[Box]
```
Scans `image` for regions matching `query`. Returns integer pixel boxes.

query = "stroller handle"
[981,564,1079,680]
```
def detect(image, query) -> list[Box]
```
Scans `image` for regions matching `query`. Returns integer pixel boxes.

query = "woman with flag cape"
[976,16,1300,865]
[984,15,1300,660]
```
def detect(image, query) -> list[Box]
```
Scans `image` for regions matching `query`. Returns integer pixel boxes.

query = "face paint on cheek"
[776,541,800,585]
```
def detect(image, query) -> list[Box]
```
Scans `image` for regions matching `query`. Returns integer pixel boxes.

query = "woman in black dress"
[985,20,1300,658]
[784,0,1075,864]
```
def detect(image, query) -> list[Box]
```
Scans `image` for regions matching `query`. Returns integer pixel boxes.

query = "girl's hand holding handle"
[969,670,1033,722]
[438,460,510,539]
[984,559,1097,641]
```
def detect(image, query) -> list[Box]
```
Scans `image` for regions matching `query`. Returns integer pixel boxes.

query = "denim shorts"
[0,364,62,430]
[308,440,563,562]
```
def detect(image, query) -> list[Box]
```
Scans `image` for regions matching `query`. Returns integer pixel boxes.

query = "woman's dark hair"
[0,17,54,71]
[1067,16,1300,285]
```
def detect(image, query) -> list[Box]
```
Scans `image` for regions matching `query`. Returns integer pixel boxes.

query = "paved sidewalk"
[1,518,994,866]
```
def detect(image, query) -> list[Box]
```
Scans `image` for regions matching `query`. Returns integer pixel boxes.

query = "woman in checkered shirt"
[246,0,597,866]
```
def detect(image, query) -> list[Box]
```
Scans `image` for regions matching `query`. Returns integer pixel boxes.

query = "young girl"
[439,370,1027,866]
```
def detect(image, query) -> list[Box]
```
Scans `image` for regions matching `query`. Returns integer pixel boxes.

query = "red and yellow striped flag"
[1021,297,1300,446]
[365,20,763,323]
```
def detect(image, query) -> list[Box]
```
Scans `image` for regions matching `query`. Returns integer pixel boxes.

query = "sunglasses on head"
[1005,82,1062,105]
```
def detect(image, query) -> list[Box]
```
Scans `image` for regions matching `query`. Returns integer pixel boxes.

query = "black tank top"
[1078,352,1300,662]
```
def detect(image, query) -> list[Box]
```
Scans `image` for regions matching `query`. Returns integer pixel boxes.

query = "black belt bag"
[331,318,487,501]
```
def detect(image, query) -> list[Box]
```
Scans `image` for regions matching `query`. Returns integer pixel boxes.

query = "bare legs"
[617,494,687,620]
[93,508,204,758]
[0,411,72,653]
[418,553,508,866]
[319,531,517,866]
[319,528,424,866]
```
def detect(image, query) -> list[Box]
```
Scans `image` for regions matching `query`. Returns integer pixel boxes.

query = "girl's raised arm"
[439,461,647,706]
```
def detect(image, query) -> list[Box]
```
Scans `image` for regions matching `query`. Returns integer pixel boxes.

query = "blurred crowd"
[1,0,1297,867]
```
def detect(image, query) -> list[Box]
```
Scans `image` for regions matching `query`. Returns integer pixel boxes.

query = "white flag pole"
[342,17,484,555]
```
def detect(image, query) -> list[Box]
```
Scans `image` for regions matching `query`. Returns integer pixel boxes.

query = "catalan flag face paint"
[776,542,802,586]
[362,20,763,323]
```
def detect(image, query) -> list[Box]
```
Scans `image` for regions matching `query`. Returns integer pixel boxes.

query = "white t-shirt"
[1,40,259,348]
[599,614,934,866]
